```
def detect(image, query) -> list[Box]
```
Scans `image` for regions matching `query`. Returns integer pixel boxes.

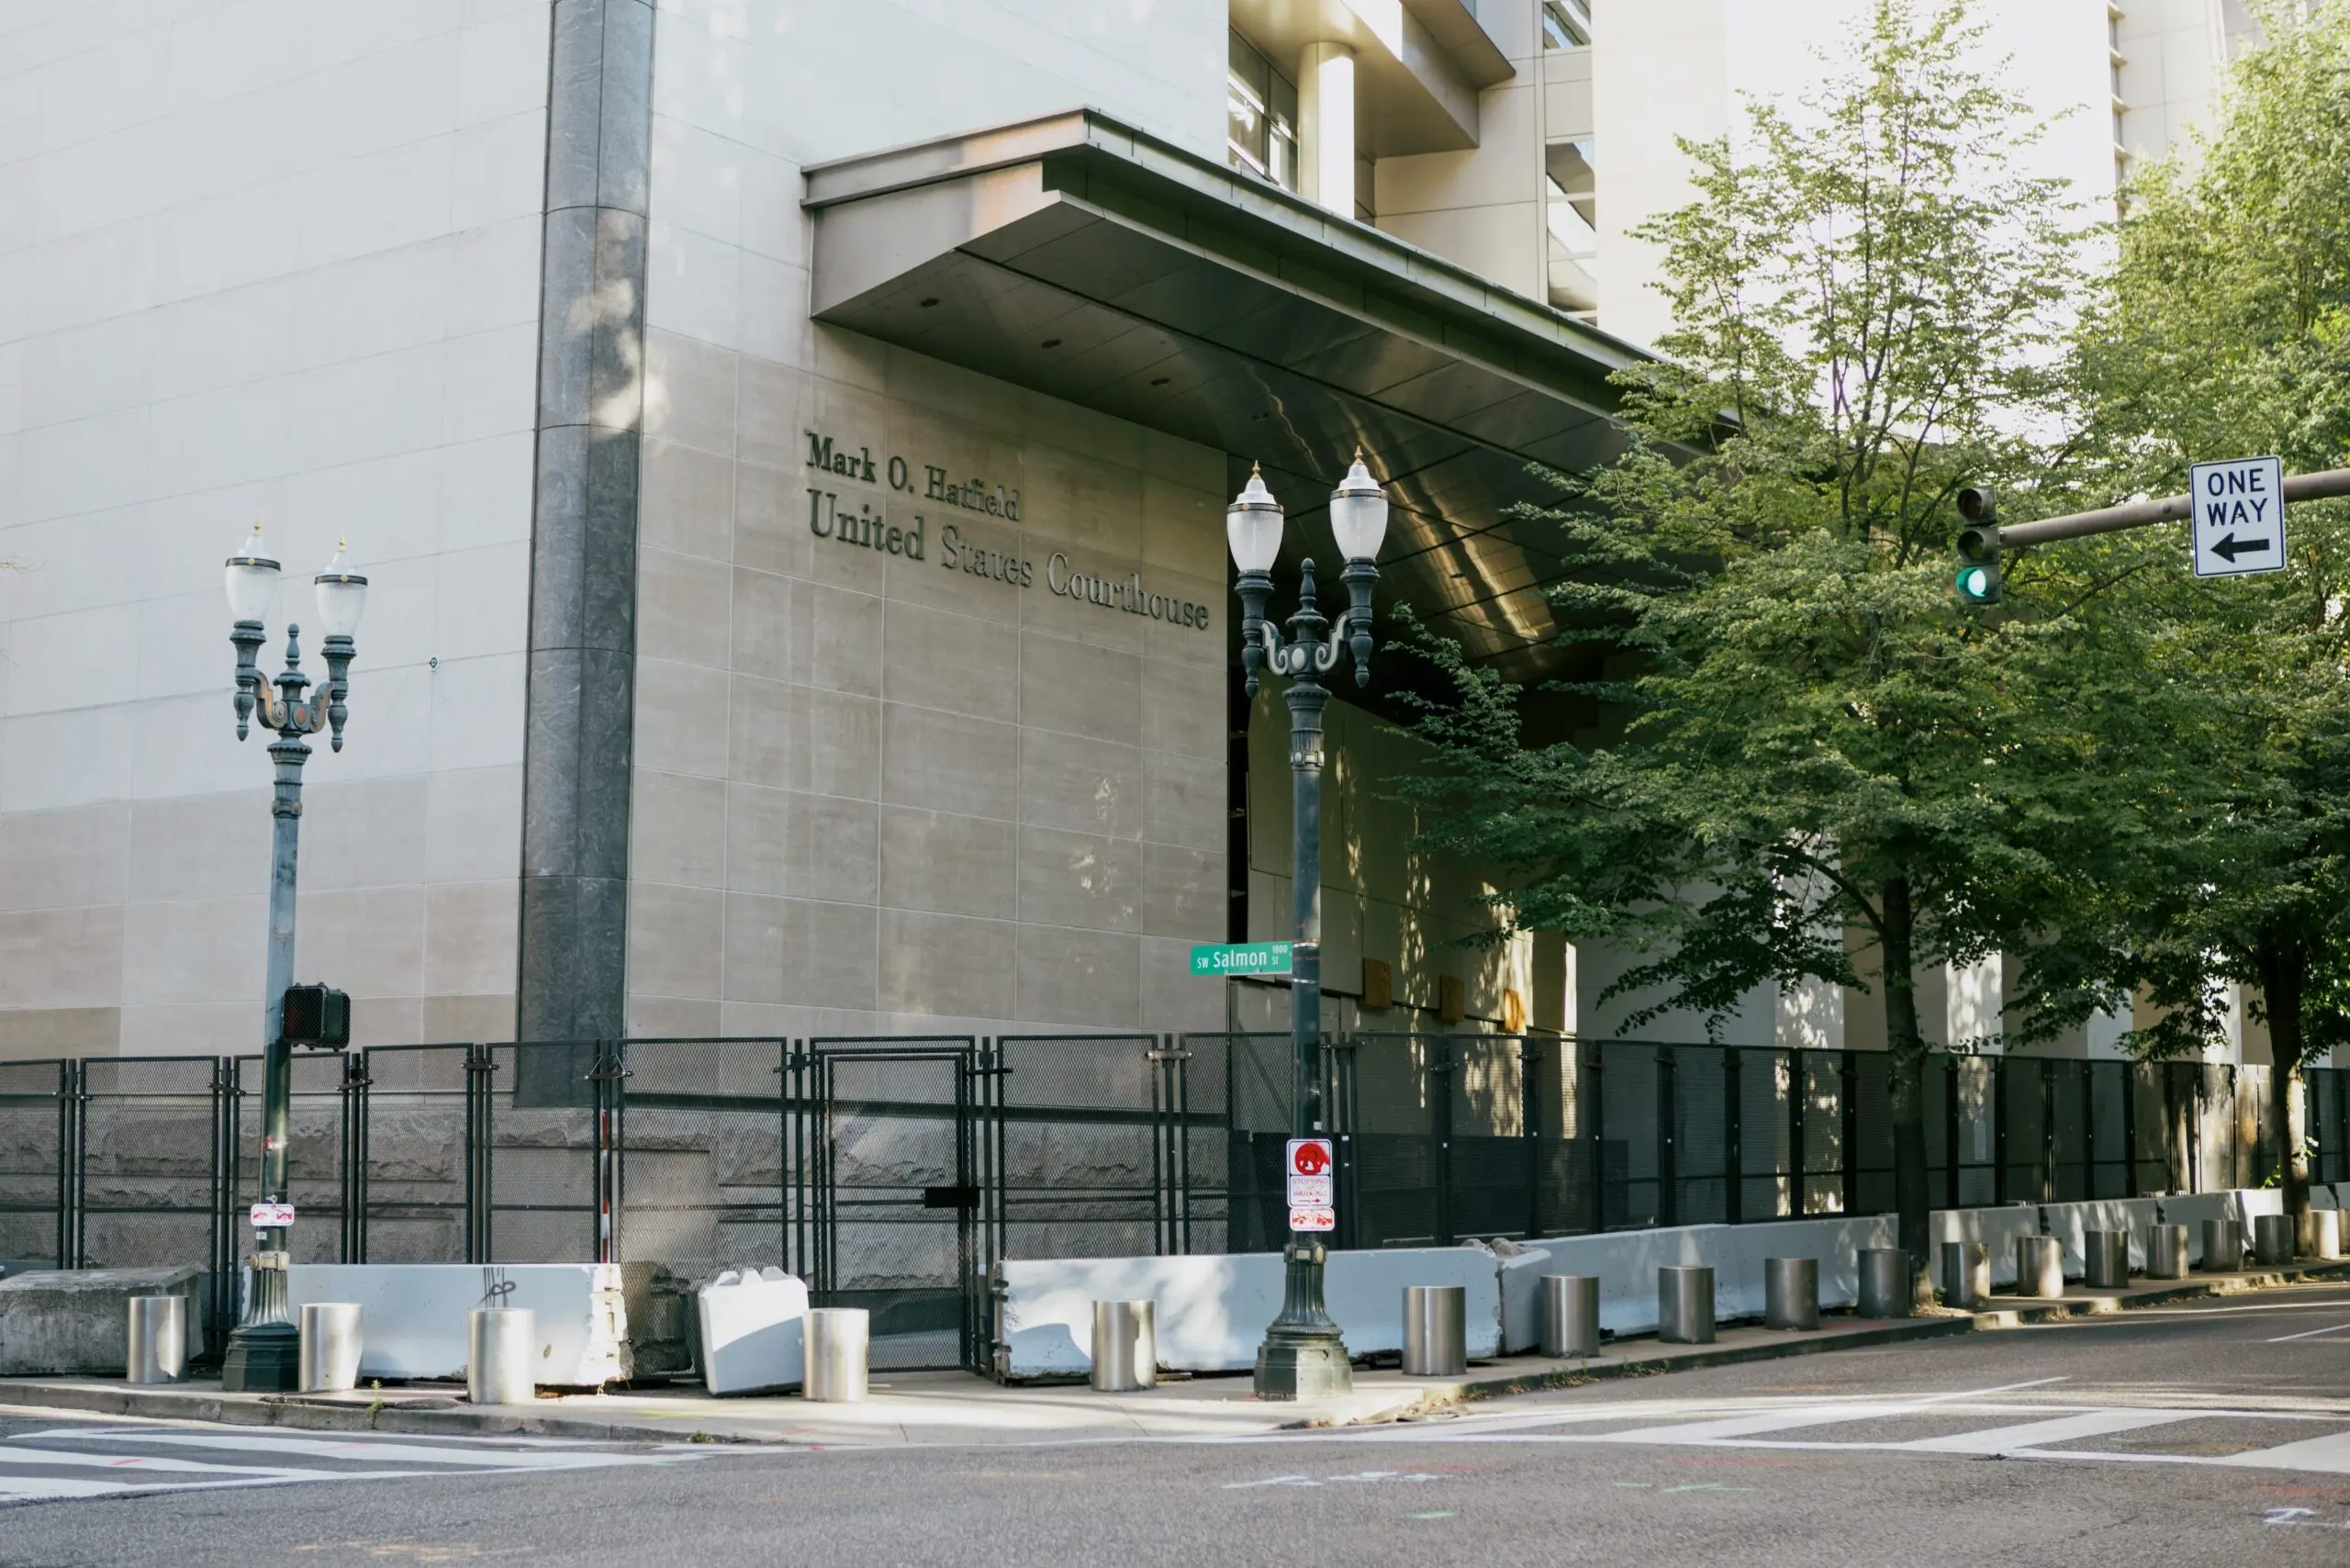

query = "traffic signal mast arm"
[1998,466,2350,547]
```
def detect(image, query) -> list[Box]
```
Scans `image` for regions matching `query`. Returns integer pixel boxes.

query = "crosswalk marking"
[1900,1409,2189,1453]
[0,1425,736,1509]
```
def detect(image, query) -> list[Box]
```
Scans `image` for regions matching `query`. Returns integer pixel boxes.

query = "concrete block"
[1494,1242,1551,1353]
[288,1264,632,1385]
[1928,1206,2041,1289]
[2040,1198,2162,1275]
[695,1268,809,1395]
[0,1268,204,1375]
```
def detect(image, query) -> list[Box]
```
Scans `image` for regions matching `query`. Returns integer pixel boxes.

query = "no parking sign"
[1286,1137,1335,1232]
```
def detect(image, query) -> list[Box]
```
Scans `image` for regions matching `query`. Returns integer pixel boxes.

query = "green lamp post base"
[1252,1239,1354,1401]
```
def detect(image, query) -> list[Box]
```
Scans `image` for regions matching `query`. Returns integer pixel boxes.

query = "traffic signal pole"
[1997,466,2350,548]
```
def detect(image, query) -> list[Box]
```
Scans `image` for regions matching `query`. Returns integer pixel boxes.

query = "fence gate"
[789,1037,990,1373]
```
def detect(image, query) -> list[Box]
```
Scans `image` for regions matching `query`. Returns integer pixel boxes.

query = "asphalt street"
[7,1283,2350,1566]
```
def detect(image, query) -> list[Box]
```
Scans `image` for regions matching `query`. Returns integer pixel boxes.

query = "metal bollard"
[1858,1248,1911,1318]
[2313,1209,2343,1262]
[2147,1222,2189,1279]
[1763,1257,1819,1331]
[1402,1285,1468,1377]
[804,1307,869,1402]
[2201,1218,2243,1271]
[1941,1240,1990,1309]
[1541,1274,1601,1358]
[2014,1235,2064,1299]
[1090,1300,1156,1393]
[2255,1212,2296,1267]
[1657,1265,1716,1345]
[299,1303,364,1394]
[126,1295,185,1384]
[2082,1229,2130,1290]
[467,1307,535,1406]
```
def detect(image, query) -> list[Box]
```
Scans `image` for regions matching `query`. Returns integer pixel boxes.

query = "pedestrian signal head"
[1953,486,2002,607]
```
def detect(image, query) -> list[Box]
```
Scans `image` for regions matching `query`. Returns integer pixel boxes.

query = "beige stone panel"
[127,793,269,903]
[1376,85,1537,215]
[901,514,1026,626]
[878,908,1014,1019]
[631,769,727,889]
[640,437,733,563]
[0,1006,119,1059]
[0,801,129,912]
[800,687,881,801]
[1144,429,1224,493]
[298,886,428,1000]
[1141,842,1219,941]
[424,879,520,997]
[426,992,516,1043]
[635,658,732,778]
[120,898,258,1007]
[878,806,1018,921]
[298,777,429,893]
[795,578,885,698]
[1140,935,1224,1035]
[789,792,878,905]
[1378,202,1541,301]
[639,547,734,668]
[1020,631,1140,747]
[726,675,794,790]
[736,354,804,472]
[885,349,1026,443]
[347,994,424,1047]
[424,766,522,884]
[118,1002,262,1056]
[881,599,1020,723]
[733,461,815,578]
[729,565,796,681]
[723,781,791,896]
[724,894,878,1013]
[1138,662,1223,759]
[1019,441,1142,559]
[798,493,891,597]
[1018,391,1143,475]
[891,396,1022,503]
[1021,547,1147,657]
[812,324,888,395]
[624,993,720,1040]
[881,703,1018,822]
[643,329,736,457]
[1144,748,1226,855]
[1020,729,1142,839]
[627,881,723,1000]
[1013,924,1140,1028]
[1140,472,1225,579]
[1018,824,1139,933]
[802,374,890,466]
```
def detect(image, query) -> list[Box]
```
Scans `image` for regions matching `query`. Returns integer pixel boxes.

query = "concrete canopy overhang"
[803,109,1652,682]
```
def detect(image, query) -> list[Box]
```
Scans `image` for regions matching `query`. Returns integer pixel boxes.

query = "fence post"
[55,1058,84,1271]
[1942,1057,1961,1209]
[1723,1047,1742,1226]
[211,1056,241,1360]
[1992,1056,2009,1205]
[1431,1036,1456,1246]
[2038,1060,2057,1204]
[2122,1062,2140,1199]
[1655,1047,1677,1229]
[1586,1040,1607,1233]
[1840,1051,1859,1216]
[339,1050,370,1262]
[464,1043,495,1264]
[589,1040,626,1266]
[1789,1051,1807,1218]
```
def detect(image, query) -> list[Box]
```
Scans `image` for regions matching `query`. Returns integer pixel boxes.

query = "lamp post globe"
[1225,454,1388,1401]
[219,527,364,1394]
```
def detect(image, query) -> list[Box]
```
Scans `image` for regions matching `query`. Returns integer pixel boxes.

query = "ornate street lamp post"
[1226,453,1389,1401]
[219,526,367,1393]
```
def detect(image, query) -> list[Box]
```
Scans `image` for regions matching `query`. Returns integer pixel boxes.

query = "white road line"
[0,1478,148,1502]
[2213,1433,2350,1474]
[0,1447,347,1480]
[17,1430,694,1470]
[1593,1406,1949,1445]
[1901,1409,2193,1453]
[2268,1321,2350,1342]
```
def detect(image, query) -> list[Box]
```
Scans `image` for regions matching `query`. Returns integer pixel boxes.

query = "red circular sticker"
[1292,1140,1331,1176]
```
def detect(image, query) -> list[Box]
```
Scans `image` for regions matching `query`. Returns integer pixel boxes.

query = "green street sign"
[1191,941,1293,977]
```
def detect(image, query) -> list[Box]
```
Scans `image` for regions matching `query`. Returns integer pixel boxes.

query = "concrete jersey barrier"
[288,1263,632,1384]
[2158,1191,2278,1263]
[2039,1198,2163,1274]
[1928,1205,2042,1290]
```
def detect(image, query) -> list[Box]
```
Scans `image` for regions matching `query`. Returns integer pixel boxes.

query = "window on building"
[1545,140,1598,316]
[1227,30,1299,193]
[1542,0,1593,49]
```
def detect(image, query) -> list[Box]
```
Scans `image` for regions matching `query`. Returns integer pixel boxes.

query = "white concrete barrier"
[1712,1217,1895,1318]
[2312,1186,2338,1211]
[2156,1192,2279,1264]
[1928,1206,2041,1290]
[1511,1226,1721,1338]
[288,1264,631,1384]
[992,1249,1504,1380]
[695,1269,809,1395]
[2040,1198,2162,1275]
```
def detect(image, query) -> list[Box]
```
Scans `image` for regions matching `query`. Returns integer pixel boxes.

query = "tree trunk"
[2256,927,2310,1250]
[1880,876,1932,1306]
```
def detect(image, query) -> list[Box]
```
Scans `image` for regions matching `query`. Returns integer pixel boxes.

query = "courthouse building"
[0,0,2269,1062]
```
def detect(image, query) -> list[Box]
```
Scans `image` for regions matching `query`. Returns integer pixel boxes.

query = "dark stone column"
[518,0,654,1052]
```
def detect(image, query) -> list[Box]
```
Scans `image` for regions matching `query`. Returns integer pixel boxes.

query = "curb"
[0,1381,788,1445]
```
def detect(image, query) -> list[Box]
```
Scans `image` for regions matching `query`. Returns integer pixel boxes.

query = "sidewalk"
[4,1259,2343,1449]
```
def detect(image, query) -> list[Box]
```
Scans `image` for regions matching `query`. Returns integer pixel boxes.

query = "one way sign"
[2190,455,2287,577]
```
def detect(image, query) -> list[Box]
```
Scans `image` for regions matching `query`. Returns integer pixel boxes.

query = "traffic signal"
[281,983,351,1048]
[1954,484,2002,607]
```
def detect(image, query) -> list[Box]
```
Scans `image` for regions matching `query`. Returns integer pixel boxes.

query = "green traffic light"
[1957,565,1992,600]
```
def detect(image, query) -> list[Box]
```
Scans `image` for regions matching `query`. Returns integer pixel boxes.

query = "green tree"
[1405,0,2116,1294]
[2042,1,2350,1235]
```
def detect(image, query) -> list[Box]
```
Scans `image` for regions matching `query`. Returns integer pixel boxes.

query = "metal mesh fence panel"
[1348,1034,1441,1247]
[2315,1068,2349,1186]
[2001,1060,2046,1203]
[619,1037,786,1283]
[231,1051,349,1265]
[1851,1053,1894,1215]
[487,1043,603,1264]
[2087,1061,2130,1198]
[1185,1032,1302,1254]
[1449,1036,1534,1241]
[1597,1043,1660,1229]
[1670,1047,1729,1226]
[2239,1066,2276,1190]
[1738,1048,1794,1221]
[359,1045,476,1264]
[1798,1051,1844,1214]
[992,1036,1163,1261]
[77,1057,222,1273]
[1952,1058,1996,1205]
[0,1060,65,1268]
[2049,1062,2087,1204]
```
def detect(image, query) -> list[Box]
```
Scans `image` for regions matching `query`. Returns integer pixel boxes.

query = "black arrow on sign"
[2211,532,2275,563]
